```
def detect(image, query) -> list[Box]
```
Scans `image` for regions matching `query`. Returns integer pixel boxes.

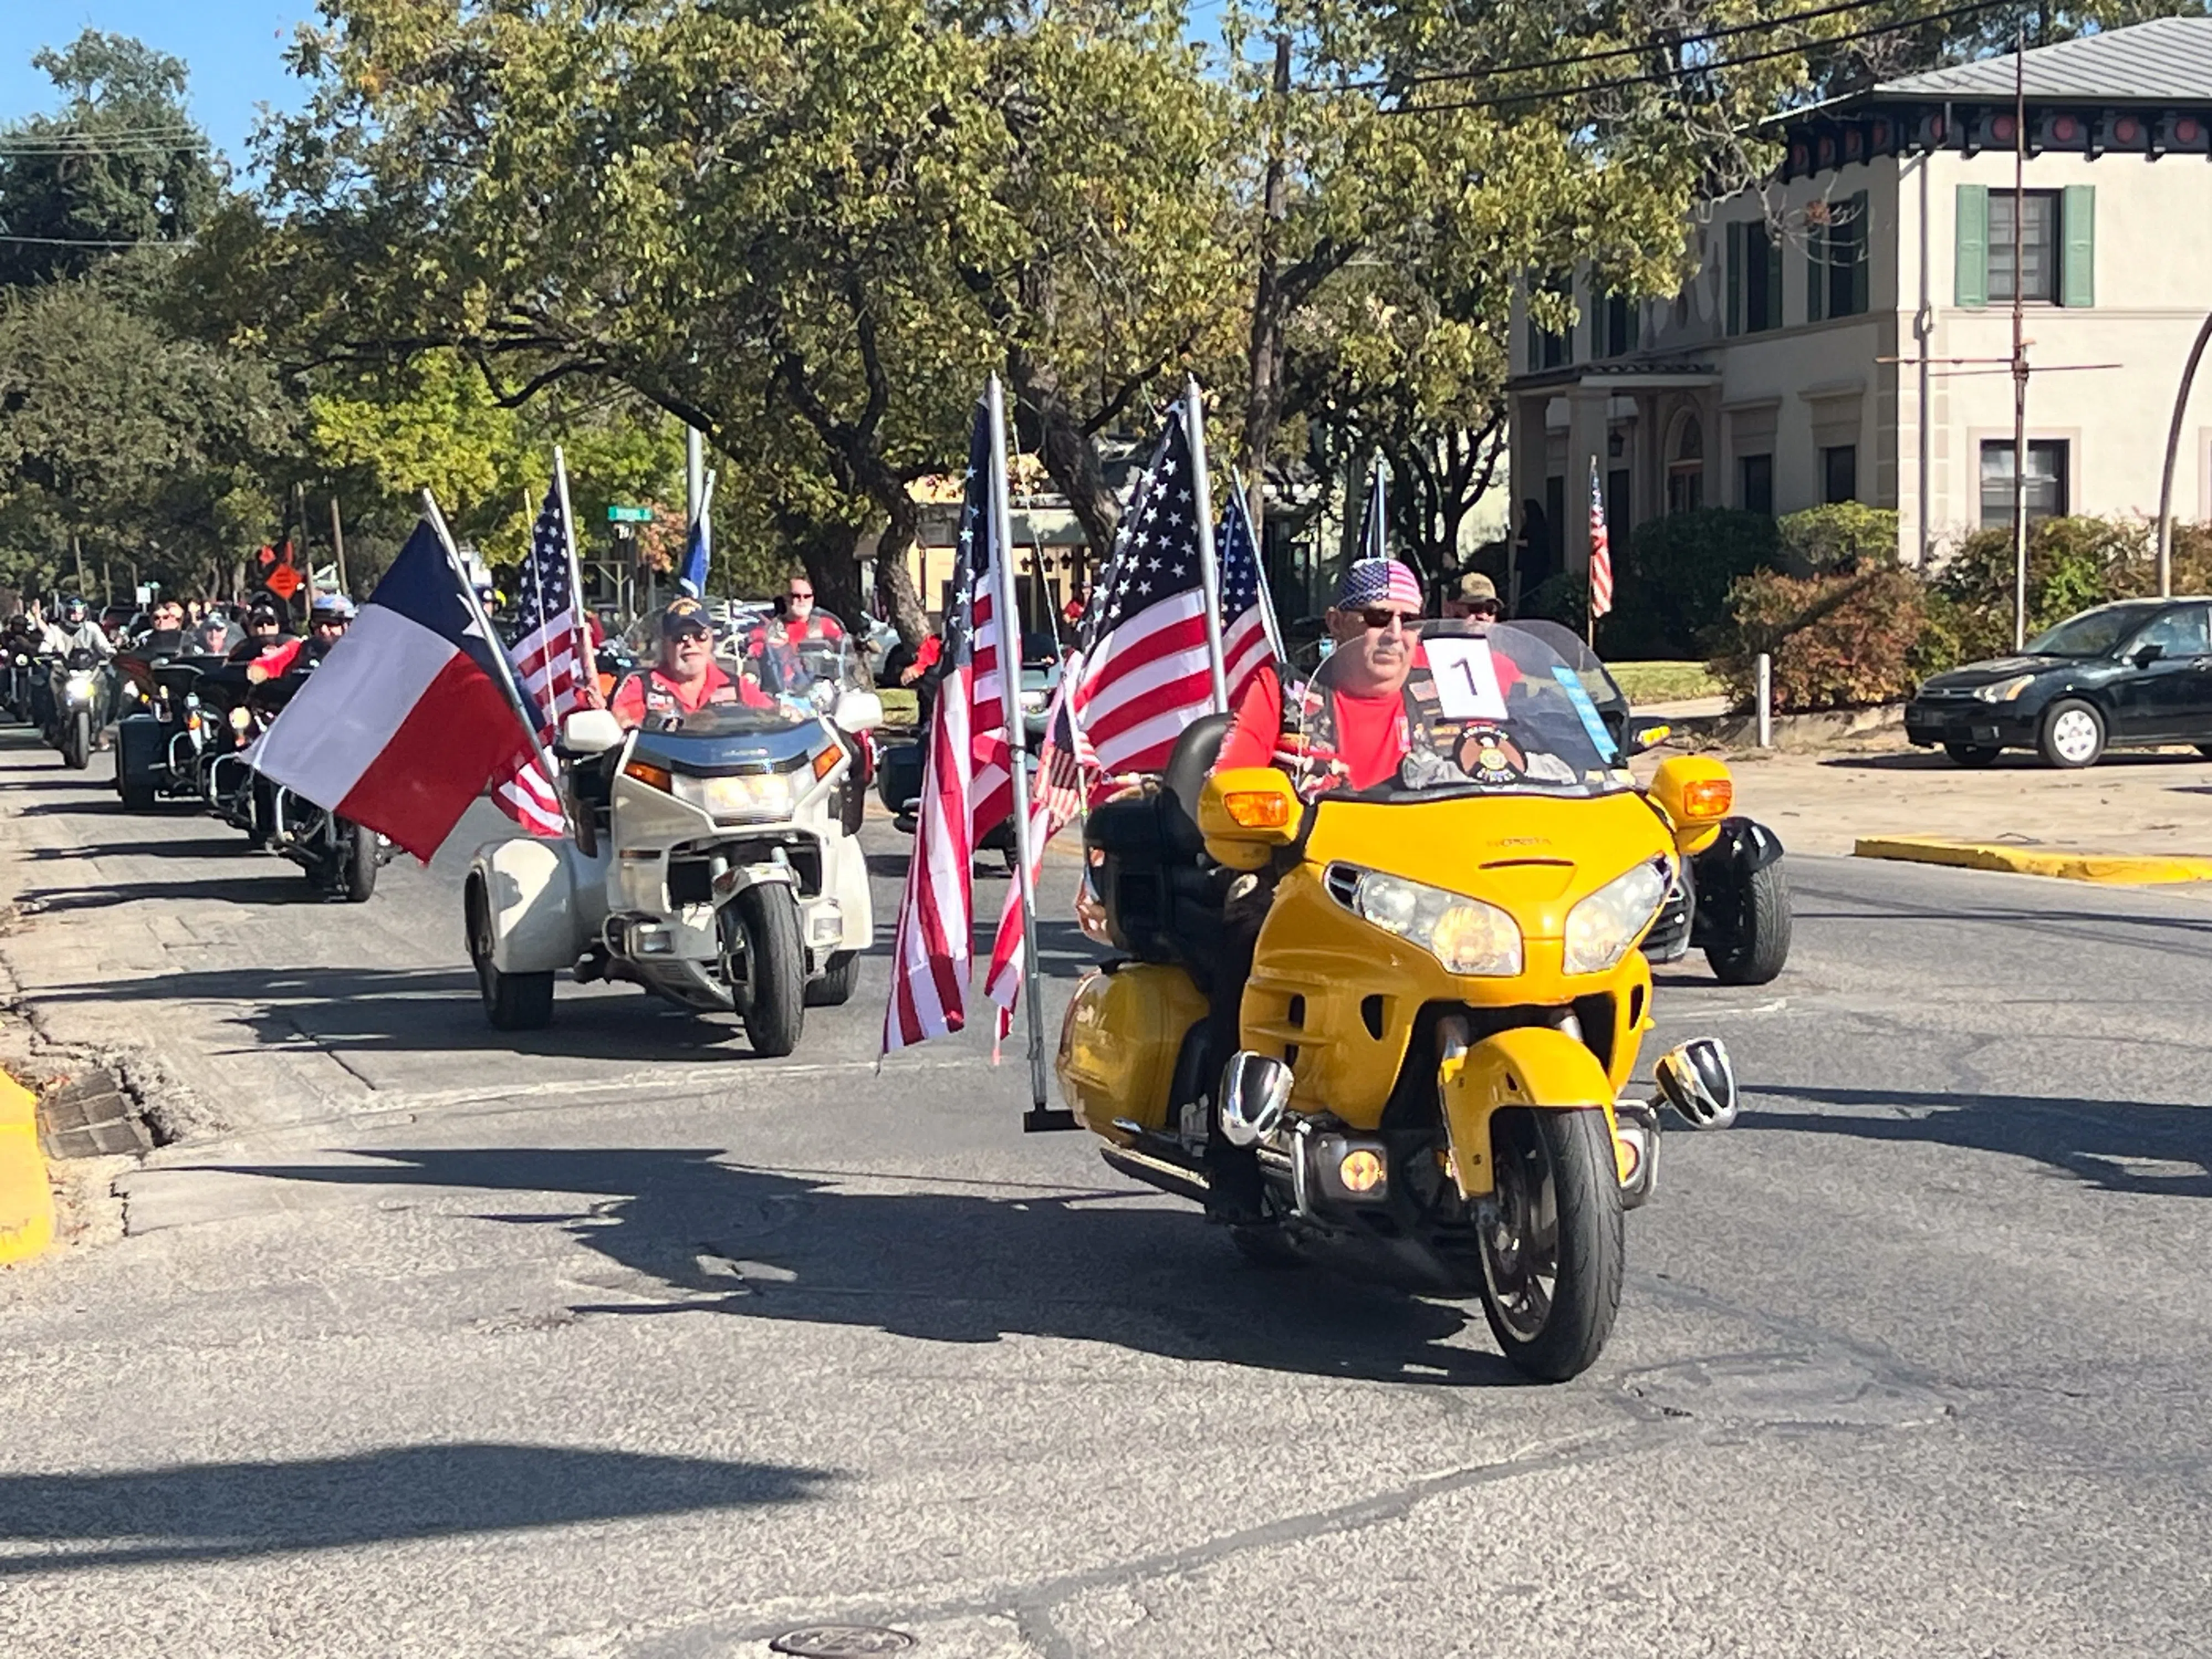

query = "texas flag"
[249,520,539,862]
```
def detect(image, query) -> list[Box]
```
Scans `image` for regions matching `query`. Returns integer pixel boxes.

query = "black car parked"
[1907,597,2212,769]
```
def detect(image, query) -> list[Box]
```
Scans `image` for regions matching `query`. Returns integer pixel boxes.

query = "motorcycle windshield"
[1289,620,1637,804]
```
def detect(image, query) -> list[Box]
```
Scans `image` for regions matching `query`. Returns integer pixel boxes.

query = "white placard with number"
[1424,637,1510,721]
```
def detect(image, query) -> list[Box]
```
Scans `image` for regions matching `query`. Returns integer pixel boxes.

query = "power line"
[1383,0,2013,116]
[1309,0,1930,93]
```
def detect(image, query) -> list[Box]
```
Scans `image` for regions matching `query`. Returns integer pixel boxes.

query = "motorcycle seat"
[1082,714,1234,980]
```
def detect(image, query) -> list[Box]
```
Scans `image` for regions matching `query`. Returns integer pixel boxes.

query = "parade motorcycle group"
[14,386,1790,1384]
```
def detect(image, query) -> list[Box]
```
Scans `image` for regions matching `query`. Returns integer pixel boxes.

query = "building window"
[1740,453,1774,514]
[1808,192,1869,321]
[1987,191,2060,304]
[1729,220,1782,334]
[1667,415,1705,514]
[1980,439,2068,527]
[1823,444,1858,504]
[1599,291,1640,358]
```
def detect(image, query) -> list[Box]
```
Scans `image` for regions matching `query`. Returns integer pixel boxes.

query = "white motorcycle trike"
[463,641,883,1055]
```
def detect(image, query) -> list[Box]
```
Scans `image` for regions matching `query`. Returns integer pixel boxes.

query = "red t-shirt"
[1215,667,1408,792]
[610,660,764,726]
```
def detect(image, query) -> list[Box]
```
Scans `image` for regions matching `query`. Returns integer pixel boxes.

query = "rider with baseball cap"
[610,597,769,729]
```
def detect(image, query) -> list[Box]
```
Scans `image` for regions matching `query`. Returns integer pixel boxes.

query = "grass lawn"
[1610,660,1723,703]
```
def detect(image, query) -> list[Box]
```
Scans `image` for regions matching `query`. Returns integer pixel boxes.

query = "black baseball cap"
[659,597,712,639]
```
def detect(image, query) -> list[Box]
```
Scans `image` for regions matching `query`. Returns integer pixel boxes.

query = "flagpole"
[1587,457,1600,652]
[420,489,568,831]
[1239,476,1290,662]
[986,377,1063,1130]
[552,446,599,709]
[1185,378,1229,714]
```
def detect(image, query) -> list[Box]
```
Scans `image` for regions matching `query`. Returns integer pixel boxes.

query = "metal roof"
[1872,17,2212,102]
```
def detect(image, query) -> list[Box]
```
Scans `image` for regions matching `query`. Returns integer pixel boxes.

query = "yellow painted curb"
[0,1068,53,1265]
[1854,836,2212,885]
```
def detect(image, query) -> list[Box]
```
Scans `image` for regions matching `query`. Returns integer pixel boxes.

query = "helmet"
[310,593,357,623]
[1654,1037,1739,1130]
[247,604,282,630]
[60,595,86,619]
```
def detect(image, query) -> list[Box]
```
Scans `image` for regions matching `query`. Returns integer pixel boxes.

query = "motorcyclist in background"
[38,597,112,659]
[248,594,353,682]
[138,597,189,656]
[228,604,288,664]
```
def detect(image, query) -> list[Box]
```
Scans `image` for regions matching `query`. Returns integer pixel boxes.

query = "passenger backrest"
[1160,712,1232,859]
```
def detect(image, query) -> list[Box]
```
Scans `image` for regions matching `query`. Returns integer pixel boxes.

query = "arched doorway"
[1666,413,1705,515]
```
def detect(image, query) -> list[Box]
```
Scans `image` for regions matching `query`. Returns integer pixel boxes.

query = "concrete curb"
[1854,836,2212,885]
[0,1067,53,1265]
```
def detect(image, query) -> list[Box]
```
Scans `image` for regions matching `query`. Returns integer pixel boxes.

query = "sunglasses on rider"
[1356,607,1420,632]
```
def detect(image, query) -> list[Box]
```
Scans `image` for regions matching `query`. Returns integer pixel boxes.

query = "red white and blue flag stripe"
[882,401,1015,1053]
[493,481,591,835]
[248,520,536,863]
[1588,457,1615,621]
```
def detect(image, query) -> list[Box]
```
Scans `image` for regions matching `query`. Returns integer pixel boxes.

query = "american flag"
[1588,457,1615,620]
[1071,401,1247,776]
[883,401,1016,1053]
[490,481,589,836]
[984,650,1092,1037]
[1216,488,1281,707]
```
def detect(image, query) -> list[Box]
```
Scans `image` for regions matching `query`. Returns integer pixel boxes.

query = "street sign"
[607,504,654,524]
[265,565,303,601]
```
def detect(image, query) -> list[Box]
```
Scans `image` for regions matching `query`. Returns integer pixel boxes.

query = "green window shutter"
[2062,183,2095,307]
[1807,222,1826,324]
[1726,221,1743,335]
[1765,228,1783,330]
[1956,184,1989,309]
[1849,191,1870,315]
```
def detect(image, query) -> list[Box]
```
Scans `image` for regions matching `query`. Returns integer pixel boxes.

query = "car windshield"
[1287,620,1637,804]
[2029,604,2162,658]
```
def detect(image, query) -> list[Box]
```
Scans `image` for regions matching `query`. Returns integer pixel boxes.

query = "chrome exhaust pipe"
[1217,1050,1293,1149]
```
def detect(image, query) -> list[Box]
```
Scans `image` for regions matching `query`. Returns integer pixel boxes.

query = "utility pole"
[328,494,350,596]
[2010,28,2030,653]
[686,426,705,533]
[1242,34,1293,547]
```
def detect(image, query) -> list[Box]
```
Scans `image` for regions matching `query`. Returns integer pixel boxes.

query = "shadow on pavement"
[27,963,833,1063]
[205,1147,1517,1387]
[20,873,325,910]
[1752,1083,2212,1198]
[0,1443,826,1574]
[31,836,263,864]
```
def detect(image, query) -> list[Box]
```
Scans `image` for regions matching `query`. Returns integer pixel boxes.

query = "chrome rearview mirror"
[1218,1050,1293,1148]
[1654,1037,1738,1130]
[561,708,624,756]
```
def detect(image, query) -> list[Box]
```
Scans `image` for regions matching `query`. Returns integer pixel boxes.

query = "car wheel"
[2038,699,2106,769]
[1942,742,2002,768]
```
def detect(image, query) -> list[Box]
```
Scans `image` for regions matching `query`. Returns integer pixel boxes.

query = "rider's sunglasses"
[1356,607,1420,632]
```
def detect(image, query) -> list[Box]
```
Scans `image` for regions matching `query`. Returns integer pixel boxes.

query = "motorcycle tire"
[735,885,805,1057]
[1704,859,1791,986]
[1477,1107,1623,1383]
[61,710,89,771]
[341,821,378,904]
[467,880,554,1031]
[803,950,860,1008]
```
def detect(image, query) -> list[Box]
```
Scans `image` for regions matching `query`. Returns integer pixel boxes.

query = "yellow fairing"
[1438,1026,1620,1198]
[1057,963,1209,1141]
[1240,791,1671,1128]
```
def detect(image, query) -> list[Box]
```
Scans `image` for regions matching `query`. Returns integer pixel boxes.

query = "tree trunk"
[872,494,931,647]
[1008,349,1123,565]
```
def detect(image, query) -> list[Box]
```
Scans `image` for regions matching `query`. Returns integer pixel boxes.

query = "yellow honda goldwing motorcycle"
[1057,621,1744,1383]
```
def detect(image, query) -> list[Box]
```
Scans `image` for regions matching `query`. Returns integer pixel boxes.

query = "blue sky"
[0,3,314,169]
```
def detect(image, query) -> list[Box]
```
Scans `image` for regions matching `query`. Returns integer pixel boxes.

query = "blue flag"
[680,507,710,598]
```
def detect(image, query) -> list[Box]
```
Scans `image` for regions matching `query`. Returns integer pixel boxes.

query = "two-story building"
[1506,17,2212,593]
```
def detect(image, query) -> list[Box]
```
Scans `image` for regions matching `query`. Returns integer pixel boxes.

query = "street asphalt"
[1,724,2209,1657]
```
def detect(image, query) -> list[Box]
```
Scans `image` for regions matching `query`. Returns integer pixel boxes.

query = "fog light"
[1338,1149,1384,1193]
[633,923,674,956]
[808,904,843,944]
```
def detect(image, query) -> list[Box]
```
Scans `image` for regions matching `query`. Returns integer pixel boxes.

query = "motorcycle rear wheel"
[60,710,89,771]
[1704,859,1791,985]
[1477,1107,1623,1383]
[732,886,805,1057]
[340,820,378,903]
[467,880,554,1031]
[804,949,860,1007]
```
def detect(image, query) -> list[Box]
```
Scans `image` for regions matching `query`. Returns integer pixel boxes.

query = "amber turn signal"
[623,759,674,792]
[1680,778,1733,819]
[811,745,842,780]
[1224,791,1292,829]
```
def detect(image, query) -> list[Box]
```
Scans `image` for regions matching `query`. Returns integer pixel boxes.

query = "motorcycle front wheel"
[729,886,804,1057]
[60,709,89,770]
[340,820,378,903]
[1477,1107,1624,1383]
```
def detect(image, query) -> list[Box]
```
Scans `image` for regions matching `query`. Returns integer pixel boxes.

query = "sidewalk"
[1681,739,2212,862]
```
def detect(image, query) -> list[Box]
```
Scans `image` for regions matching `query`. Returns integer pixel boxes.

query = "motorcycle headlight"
[228,706,252,734]
[64,671,95,698]
[1333,866,1522,977]
[1974,674,2037,703]
[1564,857,1673,975]
[671,769,798,822]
